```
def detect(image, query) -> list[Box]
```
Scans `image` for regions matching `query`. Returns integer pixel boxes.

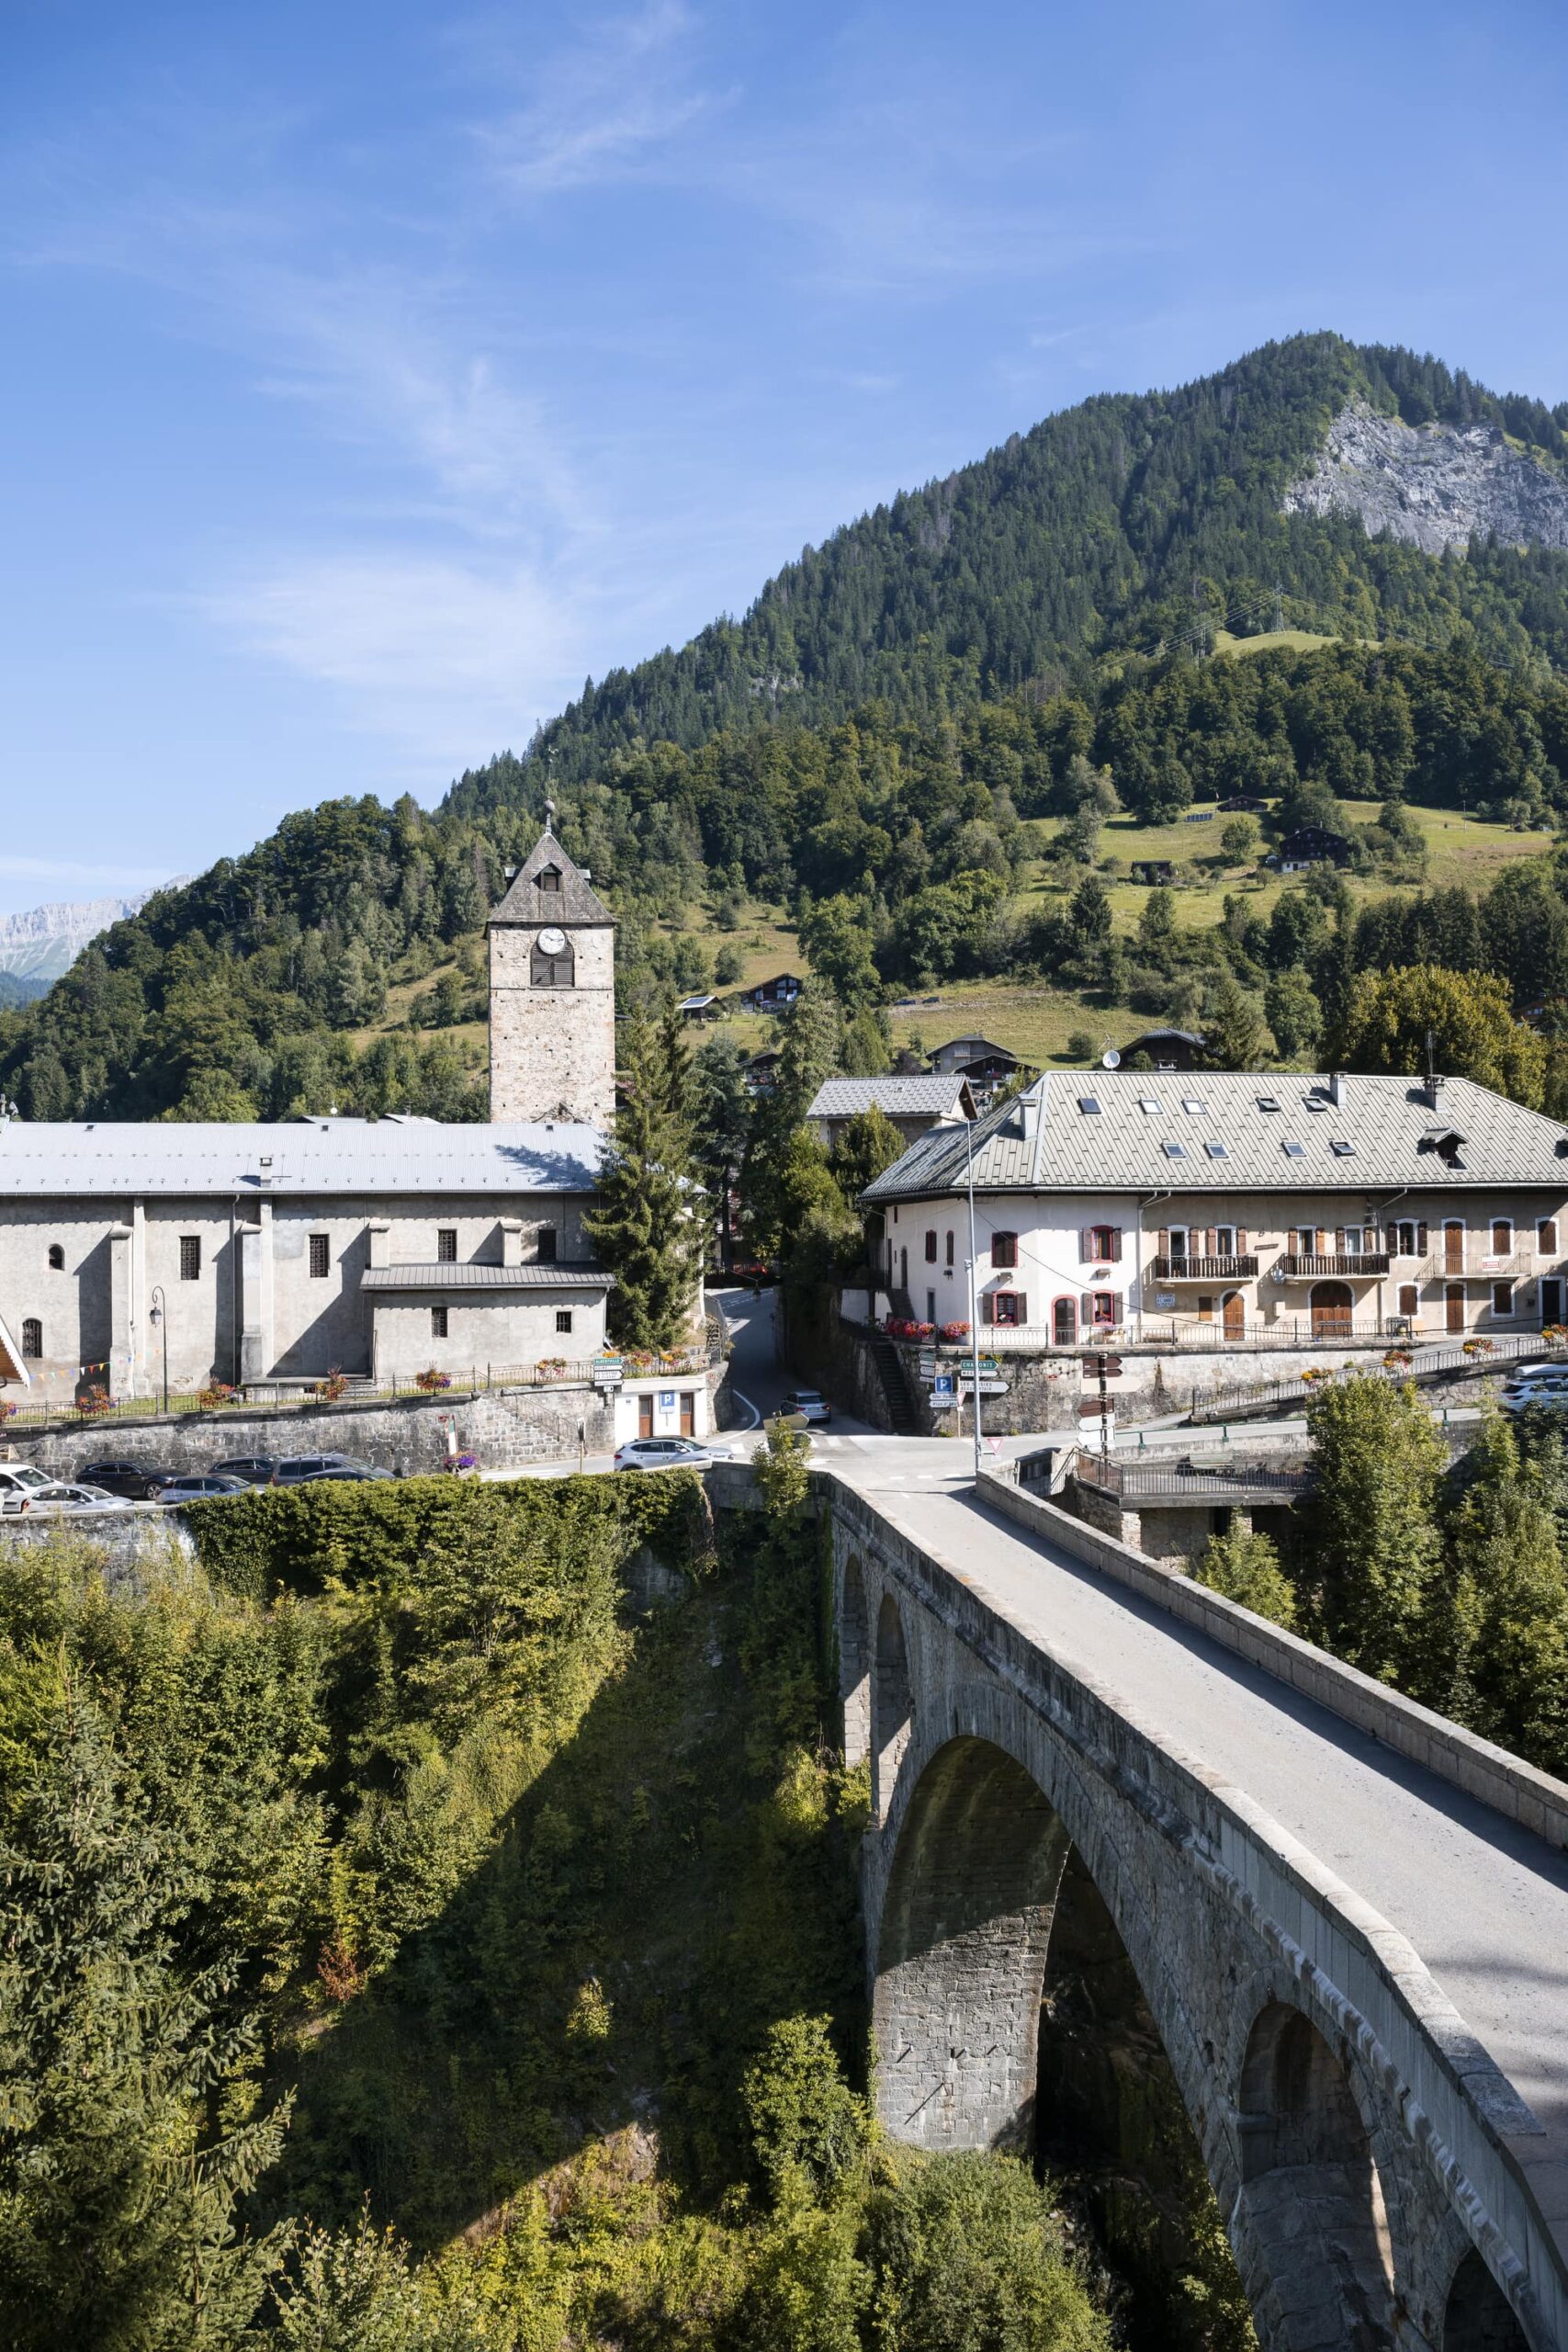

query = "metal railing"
[1416,1250,1535,1283]
[1072,1449,1314,1503]
[1186,1330,1563,1426]
[1149,1255,1258,1282]
[0,1345,717,1439]
[1274,1252,1390,1279]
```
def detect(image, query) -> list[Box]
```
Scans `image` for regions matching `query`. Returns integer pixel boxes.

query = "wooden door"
[1445,1283,1465,1334]
[638,1392,654,1438]
[1310,1281,1353,1339]
[1542,1278,1564,1327]
[1222,1291,1246,1340]
[1398,1283,1419,1322]
[679,1392,695,1436]
[1444,1221,1465,1273]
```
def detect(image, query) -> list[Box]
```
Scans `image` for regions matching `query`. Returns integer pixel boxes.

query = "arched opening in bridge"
[1442,2249,1529,2351]
[1238,2001,1394,2351]
[874,1736,1064,2150]
[1036,1842,1254,2348]
[840,1556,870,1769]
[872,1597,913,1825]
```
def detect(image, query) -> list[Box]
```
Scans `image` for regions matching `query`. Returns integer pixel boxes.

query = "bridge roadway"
[829,1440,1568,2211]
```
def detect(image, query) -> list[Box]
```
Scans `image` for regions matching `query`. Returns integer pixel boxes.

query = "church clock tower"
[487,806,616,1125]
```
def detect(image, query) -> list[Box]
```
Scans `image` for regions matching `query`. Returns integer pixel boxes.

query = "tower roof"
[489,811,613,928]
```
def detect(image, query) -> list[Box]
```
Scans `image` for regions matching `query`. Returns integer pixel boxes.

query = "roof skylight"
[1203,1141,1228,1159]
[1303,1095,1328,1113]
[1258,1096,1281,1113]
[1283,1140,1306,1158]
[1181,1097,1207,1114]
[1162,1140,1186,1159]
[1139,1096,1164,1114]
[1077,1096,1100,1114]
[1330,1139,1356,1156]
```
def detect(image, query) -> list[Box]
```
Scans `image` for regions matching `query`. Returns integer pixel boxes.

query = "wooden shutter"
[1156,1227,1169,1258]
[981,1293,994,1326]
[1078,1228,1091,1262]
[1236,1227,1248,1254]
[1335,1227,1346,1253]
[1015,1294,1028,1324]
[1108,1227,1122,1262]
[1110,1291,1122,1324]
[1418,1220,1428,1252]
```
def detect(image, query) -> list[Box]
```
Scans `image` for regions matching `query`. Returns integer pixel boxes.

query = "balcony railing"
[1417,1250,1534,1283]
[1275,1252,1390,1279]
[1149,1254,1258,1282]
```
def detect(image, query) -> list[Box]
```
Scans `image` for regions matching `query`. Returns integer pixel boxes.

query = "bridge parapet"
[823,1468,1568,2352]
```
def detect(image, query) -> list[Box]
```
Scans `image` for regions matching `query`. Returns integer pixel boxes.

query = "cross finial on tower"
[544,797,556,831]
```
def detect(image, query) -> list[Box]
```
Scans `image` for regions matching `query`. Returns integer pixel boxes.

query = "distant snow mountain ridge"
[0,885,185,997]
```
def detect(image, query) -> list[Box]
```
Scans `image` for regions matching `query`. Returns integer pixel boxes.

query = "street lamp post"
[963,1114,983,1483]
[149,1284,168,1415]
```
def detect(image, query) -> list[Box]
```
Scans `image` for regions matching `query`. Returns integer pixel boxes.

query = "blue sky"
[2,0,1566,915]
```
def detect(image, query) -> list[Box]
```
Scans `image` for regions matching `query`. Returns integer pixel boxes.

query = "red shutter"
[1015,1294,1027,1325]
[981,1293,995,1326]
[1109,1227,1122,1262]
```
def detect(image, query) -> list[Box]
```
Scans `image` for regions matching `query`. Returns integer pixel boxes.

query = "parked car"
[154,1473,254,1502]
[25,1481,132,1511]
[212,1455,286,1486]
[0,1464,58,1502]
[293,1463,395,1482]
[782,1388,832,1426]
[75,1460,180,1500]
[613,1435,736,1471]
[1502,1376,1568,1414]
[272,1453,380,1484]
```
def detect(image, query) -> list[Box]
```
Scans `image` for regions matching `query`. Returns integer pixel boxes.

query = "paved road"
[837,1460,1568,2176]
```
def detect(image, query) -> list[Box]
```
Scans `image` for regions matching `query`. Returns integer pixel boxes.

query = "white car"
[781,1389,833,1426]
[1502,1374,1568,1413]
[25,1481,133,1511]
[0,1464,61,1513]
[614,1436,736,1471]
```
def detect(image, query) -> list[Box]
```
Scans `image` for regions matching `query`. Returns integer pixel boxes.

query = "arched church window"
[531,925,574,988]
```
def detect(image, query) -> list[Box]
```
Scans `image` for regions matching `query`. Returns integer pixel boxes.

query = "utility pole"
[964,1114,984,1483]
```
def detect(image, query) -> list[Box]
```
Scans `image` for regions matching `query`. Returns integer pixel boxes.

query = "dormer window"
[536,865,562,893]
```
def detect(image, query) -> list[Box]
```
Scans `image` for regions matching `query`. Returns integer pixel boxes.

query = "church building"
[0,815,709,1428]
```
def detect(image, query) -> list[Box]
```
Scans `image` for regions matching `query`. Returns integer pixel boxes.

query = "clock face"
[537,925,568,956]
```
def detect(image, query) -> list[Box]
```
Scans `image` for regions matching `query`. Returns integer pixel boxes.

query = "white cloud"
[199,554,584,766]
[477,1,714,196]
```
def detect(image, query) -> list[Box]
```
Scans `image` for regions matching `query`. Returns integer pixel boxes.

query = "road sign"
[918,1351,937,1379]
[1089,1352,1124,1378]
[1077,1396,1116,1417]
[592,1355,624,1389]
[961,1375,1010,1396]
[932,1374,955,1401]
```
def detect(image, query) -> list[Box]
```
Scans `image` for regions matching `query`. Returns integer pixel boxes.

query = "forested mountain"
[447,332,1568,814]
[8,332,1568,1125]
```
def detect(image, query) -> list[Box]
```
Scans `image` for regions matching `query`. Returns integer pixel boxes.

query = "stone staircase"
[864,1331,920,1434]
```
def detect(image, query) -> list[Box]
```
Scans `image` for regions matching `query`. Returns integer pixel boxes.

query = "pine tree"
[585,1009,701,1351]
[1302,1377,1445,1682]
[0,1684,291,2352]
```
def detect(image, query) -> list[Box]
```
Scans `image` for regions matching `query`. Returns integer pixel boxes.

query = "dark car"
[77,1459,181,1500]
[272,1452,390,1484]
[212,1455,285,1486]
[295,1463,396,1482]
[153,1473,253,1503]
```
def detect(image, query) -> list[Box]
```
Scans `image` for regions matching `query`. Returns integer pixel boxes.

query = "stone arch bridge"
[812,1461,1568,2352]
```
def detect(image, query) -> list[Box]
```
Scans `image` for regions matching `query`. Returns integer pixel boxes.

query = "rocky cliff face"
[1283,396,1568,554]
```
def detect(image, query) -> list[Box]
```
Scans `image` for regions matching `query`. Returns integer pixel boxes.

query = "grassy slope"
[347,808,1556,1080]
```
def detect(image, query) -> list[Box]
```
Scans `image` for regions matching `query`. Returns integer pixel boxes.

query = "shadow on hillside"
[266,1517,865,2251]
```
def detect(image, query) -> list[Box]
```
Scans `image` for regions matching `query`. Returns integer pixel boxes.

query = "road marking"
[729,1389,762,1430]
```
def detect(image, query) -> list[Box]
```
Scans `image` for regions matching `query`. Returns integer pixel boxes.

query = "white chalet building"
[861,1069,1568,1349]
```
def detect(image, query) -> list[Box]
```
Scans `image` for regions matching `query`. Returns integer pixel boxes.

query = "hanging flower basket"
[76,1385,113,1417]
[941,1321,971,1342]
[195,1381,239,1412]
[1544,1325,1568,1348]
[1300,1366,1332,1385]
[1461,1338,1496,1358]
[536,1356,570,1379]
[312,1371,349,1402]
[0,1401,16,1425]
[1382,1350,1413,1371]
[414,1367,452,1394]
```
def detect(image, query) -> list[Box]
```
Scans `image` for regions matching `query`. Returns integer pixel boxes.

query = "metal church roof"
[860,1071,1568,1203]
[361,1261,614,1290]
[0,1118,604,1197]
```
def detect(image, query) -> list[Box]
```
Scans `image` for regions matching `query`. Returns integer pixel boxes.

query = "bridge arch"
[1443,2248,1531,2350]
[1236,1998,1395,2348]
[839,1555,870,1768]
[872,1594,913,1823]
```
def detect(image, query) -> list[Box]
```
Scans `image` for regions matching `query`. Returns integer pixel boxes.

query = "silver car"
[613,1436,735,1471]
[25,1480,133,1512]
